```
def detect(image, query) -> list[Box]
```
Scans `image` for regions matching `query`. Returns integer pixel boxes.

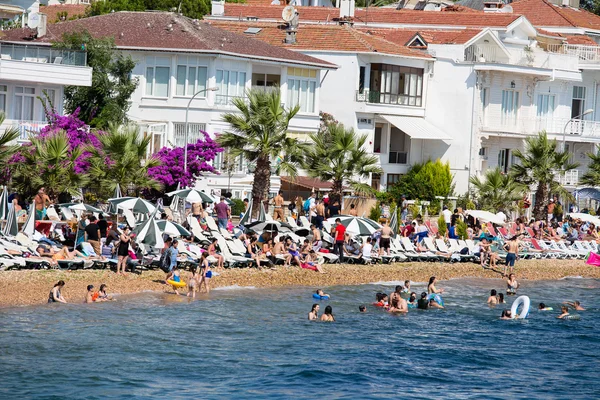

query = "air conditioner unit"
[357,118,373,125]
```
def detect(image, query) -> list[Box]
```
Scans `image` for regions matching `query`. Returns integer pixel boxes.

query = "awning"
[380,115,452,141]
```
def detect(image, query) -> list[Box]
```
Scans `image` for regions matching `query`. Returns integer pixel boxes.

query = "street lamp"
[184,87,219,178]
[563,108,593,150]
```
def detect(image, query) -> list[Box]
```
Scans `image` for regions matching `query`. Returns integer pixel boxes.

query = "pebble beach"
[1,259,599,308]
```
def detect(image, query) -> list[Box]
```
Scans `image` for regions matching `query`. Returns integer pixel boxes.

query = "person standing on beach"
[311,224,322,251]
[214,197,230,230]
[48,280,67,303]
[503,236,519,275]
[84,216,101,257]
[273,191,285,221]
[34,187,51,220]
[116,226,131,275]
[97,214,108,241]
[348,204,358,216]
[332,219,346,261]
[165,239,180,282]
[191,202,203,221]
[198,252,211,294]
[400,195,408,222]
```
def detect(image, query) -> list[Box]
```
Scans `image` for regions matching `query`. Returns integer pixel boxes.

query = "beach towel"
[585,251,600,267]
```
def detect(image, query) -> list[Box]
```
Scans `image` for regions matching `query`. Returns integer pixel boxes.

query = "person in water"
[48,280,67,303]
[538,303,553,311]
[564,300,585,311]
[429,297,444,309]
[97,284,112,301]
[417,292,429,310]
[390,285,403,307]
[497,293,505,304]
[359,305,367,313]
[402,280,411,294]
[316,289,329,298]
[505,273,519,295]
[487,289,498,305]
[187,269,199,298]
[198,252,212,294]
[373,293,388,308]
[408,292,417,308]
[428,276,445,294]
[500,310,513,320]
[309,304,320,320]
[84,285,96,303]
[557,306,570,319]
[320,305,335,322]
[388,296,408,313]
[170,267,182,295]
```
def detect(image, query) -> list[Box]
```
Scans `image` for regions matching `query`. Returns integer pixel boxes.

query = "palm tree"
[0,113,21,176]
[86,124,161,198]
[580,150,600,187]
[510,132,578,220]
[11,131,89,199]
[303,122,382,202]
[218,89,306,208]
[469,168,525,213]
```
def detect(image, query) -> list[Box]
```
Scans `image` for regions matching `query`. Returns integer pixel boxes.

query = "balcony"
[0,43,87,66]
[555,170,579,186]
[465,44,579,72]
[547,44,600,65]
[355,90,422,107]
[215,94,247,107]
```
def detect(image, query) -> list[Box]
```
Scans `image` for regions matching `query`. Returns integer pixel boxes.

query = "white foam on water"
[367,280,426,286]
[559,276,583,280]
[213,285,256,291]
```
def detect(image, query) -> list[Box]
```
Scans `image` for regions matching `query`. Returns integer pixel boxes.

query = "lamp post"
[563,108,593,150]
[184,87,219,179]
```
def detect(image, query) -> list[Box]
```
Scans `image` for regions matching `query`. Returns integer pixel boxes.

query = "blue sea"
[0,278,598,399]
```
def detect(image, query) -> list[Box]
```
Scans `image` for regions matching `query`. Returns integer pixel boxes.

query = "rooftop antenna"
[282,5,299,44]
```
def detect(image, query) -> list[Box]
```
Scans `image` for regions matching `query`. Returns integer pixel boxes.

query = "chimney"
[211,0,225,16]
[37,13,47,38]
[285,29,296,44]
[339,0,355,18]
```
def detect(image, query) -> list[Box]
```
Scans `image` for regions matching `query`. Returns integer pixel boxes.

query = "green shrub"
[230,198,245,216]
[369,202,381,221]
[388,159,454,202]
[456,220,468,239]
[438,215,447,237]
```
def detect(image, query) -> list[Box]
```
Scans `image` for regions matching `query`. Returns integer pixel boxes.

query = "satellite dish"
[282,6,296,22]
[501,5,513,12]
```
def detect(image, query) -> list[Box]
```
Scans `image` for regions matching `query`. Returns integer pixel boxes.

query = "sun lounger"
[299,216,311,228]
[444,239,474,262]
[423,237,448,261]
[213,233,255,268]
[286,217,299,228]
[401,237,437,262]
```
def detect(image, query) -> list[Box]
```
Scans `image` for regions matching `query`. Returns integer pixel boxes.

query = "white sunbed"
[400,237,436,262]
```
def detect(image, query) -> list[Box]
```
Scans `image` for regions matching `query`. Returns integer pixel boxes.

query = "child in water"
[187,269,199,298]
[171,267,182,295]
[359,305,367,313]
[316,289,330,298]
[497,293,505,304]
[487,289,498,305]
[538,303,553,311]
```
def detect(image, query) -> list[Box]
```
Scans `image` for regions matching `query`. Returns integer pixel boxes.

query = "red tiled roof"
[0,12,335,68]
[536,27,563,38]
[218,4,521,27]
[40,4,88,24]
[564,34,598,45]
[362,28,483,45]
[512,0,600,30]
[208,21,432,58]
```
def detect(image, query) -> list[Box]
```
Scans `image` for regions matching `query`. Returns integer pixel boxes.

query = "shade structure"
[0,186,8,220]
[573,187,600,201]
[109,184,122,213]
[167,188,214,204]
[258,201,267,222]
[238,198,253,227]
[568,212,600,226]
[69,203,104,214]
[170,182,181,211]
[133,211,164,248]
[21,202,35,236]
[465,210,506,225]
[3,205,17,236]
[108,197,156,214]
[389,206,398,237]
[245,220,294,234]
[326,216,381,236]
[156,220,191,237]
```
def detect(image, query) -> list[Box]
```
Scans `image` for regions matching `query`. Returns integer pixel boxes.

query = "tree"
[389,159,454,202]
[580,150,600,187]
[469,168,525,213]
[218,89,305,209]
[0,113,21,184]
[86,124,162,198]
[11,132,89,200]
[304,122,382,202]
[88,0,210,20]
[55,31,138,128]
[510,132,578,220]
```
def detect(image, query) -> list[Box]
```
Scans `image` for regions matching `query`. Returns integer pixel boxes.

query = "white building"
[1,11,335,199]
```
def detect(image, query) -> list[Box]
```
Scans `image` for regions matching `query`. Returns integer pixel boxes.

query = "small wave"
[367,280,426,286]
[213,285,257,291]
[559,276,584,280]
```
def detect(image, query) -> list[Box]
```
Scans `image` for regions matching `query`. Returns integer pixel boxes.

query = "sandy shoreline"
[1,259,598,308]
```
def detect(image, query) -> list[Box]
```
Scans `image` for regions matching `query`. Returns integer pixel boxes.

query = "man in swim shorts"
[503,236,520,275]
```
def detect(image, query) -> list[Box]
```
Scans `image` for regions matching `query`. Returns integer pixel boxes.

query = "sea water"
[0,278,598,399]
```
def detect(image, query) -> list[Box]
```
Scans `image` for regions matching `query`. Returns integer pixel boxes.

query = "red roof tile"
[218,4,521,27]
[536,27,563,38]
[362,28,483,45]
[40,4,88,24]
[512,0,600,30]
[564,34,598,45]
[209,21,432,58]
[0,12,335,68]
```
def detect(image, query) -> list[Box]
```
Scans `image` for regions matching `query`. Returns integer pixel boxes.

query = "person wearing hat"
[547,199,555,223]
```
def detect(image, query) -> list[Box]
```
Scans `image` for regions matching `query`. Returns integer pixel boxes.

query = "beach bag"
[159,248,172,273]
[303,199,311,212]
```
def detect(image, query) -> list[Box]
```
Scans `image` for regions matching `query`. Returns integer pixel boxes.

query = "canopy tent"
[465,210,506,225]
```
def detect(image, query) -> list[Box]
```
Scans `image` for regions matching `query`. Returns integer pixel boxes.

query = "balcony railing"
[0,43,87,66]
[554,170,579,186]
[465,44,579,70]
[11,120,47,140]
[215,94,247,106]
[547,44,600,63]
[483,116,600,139]
[465,45,501,63]
[355,90,422,107]
[388,151,408,164]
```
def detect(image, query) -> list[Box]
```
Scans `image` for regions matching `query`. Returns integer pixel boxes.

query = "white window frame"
[215,69,247,105]
[175,61,208,97]
[146,124,166,157]
[13,86,36,121]
[173,122,206,148]
[145,57,171,98]
[0,84,7,114]
[501,89,519,127]
[40,88,57,121]
[287,67,317,113]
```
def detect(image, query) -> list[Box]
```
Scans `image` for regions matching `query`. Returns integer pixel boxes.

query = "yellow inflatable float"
[167,279,186,288]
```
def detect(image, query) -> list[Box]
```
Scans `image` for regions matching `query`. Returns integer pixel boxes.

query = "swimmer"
[417,292,429,310]
[97,284,112,301]
[389,296,408,313]
[402,280,411,294]
[500,310,512,320]
[359,305,367,313]
[408,292,417,308]
[390,285,403,306]
[563,300,585,311]
[557,306,570,319]
[505,273,519,295]
[316,289,330,298]
[84,285,95,303]
[497,293,505,304]
[373,293,389,308]
[487,289,498,305]
[320,305,335,322]
[48,280,67,304]
[187,269,199,298]
[538,302,553,311]
[427,276,444,294]
[429,298,444,309]
[309,304,320,320]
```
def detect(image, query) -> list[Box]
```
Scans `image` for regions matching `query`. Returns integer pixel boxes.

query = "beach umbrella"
[108,184,122,213]
[465,210,506,225]
[167,188,214,204]
[69,203,104,214]
[156,220,191,237]
[389,206,398,237]
[3,205,17,236]
[239,197,253,227]
[258,201,267,222]
[0,186,8,220]
[245,220,294,234]
[133,210,164,248]
[114,184,122,199]
[21,202,35,236]
[567,212,600,226]
[170,182,181,211]
[326,215,380,236]
[108,197,156,214]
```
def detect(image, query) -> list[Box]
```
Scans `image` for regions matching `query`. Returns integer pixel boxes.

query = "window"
[387,173,401,187]
[537,94,555,118]
[369,64,423,106]
[173,122,207,148]
[359,66,366,94]
[215,69,247,105]
[41,88,56,121]
[571,86,586,119]
[0,85,7,113]
[13,86,35,121]
[373,125,383,153]
[371,173,381,190]
[175,65,207,97]
[287,67,317,113]
[501,90,519,126]
[145,57,170,97]
[388,127,408,164]
[479,147,487,156]
[252,73,280,91]
[498,148,510,173]
[144,124,166,156]
[480,87,489,123]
